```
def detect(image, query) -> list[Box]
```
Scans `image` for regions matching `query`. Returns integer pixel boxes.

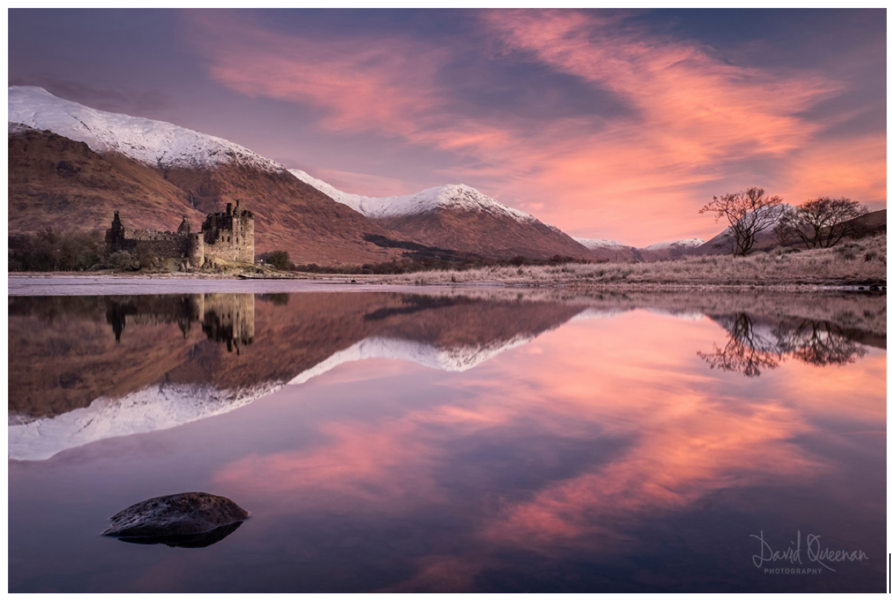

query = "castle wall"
[238,216,255,263]
[188,233,205,268]
[106,203,254,269]
[202,204,255,264]
[126,230,191,260]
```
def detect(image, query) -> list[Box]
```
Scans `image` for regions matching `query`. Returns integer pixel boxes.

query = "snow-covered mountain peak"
[642,238,705,251]
[8,86,283,172]
[289,169,536,222]
[574,238,634,251]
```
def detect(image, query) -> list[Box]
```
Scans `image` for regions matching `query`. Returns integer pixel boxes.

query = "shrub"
[268,250,291,271]
[107,251,141,272]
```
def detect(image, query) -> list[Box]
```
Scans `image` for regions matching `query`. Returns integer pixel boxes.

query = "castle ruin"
[106,201,254,268]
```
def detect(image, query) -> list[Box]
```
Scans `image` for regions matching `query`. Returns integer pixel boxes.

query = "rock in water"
[101,492,249,540]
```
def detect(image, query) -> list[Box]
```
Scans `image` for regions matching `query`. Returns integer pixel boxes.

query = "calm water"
[8,290,886,592]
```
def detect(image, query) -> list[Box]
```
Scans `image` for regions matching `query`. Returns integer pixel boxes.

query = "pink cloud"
[186,10,884,246]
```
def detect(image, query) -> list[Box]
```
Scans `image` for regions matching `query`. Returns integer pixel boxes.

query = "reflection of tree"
[773,320,867,367]
[698,313,782,377]
[700,313,870,377]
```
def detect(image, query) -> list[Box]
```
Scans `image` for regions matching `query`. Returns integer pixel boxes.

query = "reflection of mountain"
[10,291,884,460]
[9,293,584,460]
[700,313,871,377]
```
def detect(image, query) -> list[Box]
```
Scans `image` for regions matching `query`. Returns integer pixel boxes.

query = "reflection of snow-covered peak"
[570,308,629,322]
[289,169,536,223]
[8,86,283,172]
[646,308,704,321]
[9,382,282,461]
[289,334,534,385]
[9,334,538,461]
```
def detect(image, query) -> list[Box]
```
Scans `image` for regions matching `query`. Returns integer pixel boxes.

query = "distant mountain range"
[575,237,706,262]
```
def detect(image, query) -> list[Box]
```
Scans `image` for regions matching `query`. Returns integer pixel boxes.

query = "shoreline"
[7,271,886,296]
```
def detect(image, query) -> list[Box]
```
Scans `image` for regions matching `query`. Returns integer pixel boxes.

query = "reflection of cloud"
[481,399,823,554]
[210,312,866,585]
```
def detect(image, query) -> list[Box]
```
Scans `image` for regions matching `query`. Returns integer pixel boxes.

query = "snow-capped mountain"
[572,237,640,261]
[642,238,705,251]
[289,169,593,261]
[574,238,632,251]
[9,86,283,172]
[291,169,536,223]
[8,86,407,265]
[573,236,706,261]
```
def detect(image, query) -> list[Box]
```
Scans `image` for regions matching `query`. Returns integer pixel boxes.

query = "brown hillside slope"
[376,208,595,261]
[9,127,404,265]
[9,126,203,236]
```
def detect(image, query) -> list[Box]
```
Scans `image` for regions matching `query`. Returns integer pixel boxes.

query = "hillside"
[291,169,595,261]
[8,87,405,265]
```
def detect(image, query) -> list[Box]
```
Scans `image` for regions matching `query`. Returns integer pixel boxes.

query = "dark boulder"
[101,492,249,542]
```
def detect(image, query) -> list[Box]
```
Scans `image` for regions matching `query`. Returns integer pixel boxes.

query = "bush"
[8,229,103,272]
[107,251,141,272]
[268,250,291,271]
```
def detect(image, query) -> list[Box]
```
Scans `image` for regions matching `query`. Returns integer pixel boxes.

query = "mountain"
[574,236,705,261]
[290,169,594,261]
[638,238,705,261]
[574,238,641,261]
[8,86,405,265]
[849,209,887,238]
[9,292,585,460]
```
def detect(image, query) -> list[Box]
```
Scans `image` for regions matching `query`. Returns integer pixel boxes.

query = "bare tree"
[700,187,783,256]
[774,197,868,249]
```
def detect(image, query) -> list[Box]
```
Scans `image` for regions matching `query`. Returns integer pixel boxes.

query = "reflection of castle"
[106,293,254,353]
[105,202,254,268]
[200,294,255,354]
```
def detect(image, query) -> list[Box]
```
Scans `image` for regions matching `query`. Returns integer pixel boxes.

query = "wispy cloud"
[186,10,882,245]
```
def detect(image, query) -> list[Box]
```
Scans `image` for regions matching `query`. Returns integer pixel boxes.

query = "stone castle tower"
[106,202,254,268]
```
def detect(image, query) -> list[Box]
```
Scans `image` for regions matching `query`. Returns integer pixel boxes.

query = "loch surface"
[8,290,886,592]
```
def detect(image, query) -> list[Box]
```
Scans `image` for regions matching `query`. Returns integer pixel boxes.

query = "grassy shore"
[371,235,886,289]
[10,235,886,290]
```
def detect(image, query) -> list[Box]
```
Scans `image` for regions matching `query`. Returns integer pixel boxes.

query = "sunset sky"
[9,9,886,246]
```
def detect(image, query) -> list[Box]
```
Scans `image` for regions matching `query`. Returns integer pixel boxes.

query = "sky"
[8,9,887,246]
